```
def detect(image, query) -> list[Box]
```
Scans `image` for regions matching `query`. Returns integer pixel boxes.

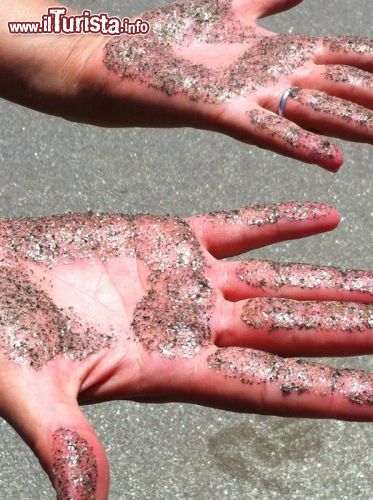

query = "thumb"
[5,393,109,500]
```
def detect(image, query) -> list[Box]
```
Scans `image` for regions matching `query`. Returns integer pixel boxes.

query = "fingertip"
[311,202,340,231]
[325,205,340,229]
[317,145,344,172]
[285,202,339,237]
[255,0,304,19]
[330,147,344,172]
[49,426,108,500]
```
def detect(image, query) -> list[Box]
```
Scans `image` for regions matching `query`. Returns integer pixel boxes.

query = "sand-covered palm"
[1,0,372,170]
[0,203,372,498]
[79,0,373,170]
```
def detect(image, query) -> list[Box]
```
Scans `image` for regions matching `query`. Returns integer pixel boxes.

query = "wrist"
[0,1,99,121]
[0,1,211,129]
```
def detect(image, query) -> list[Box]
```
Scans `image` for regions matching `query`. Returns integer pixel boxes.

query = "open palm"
[77,0,373,171]
[0,202,372,499]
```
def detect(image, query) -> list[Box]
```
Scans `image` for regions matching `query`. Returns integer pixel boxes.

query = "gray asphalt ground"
[0,1,372,499]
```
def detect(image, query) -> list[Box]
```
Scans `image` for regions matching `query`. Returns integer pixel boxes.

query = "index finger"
[189,202,339,258]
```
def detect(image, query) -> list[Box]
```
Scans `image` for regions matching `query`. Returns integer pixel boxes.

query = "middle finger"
[220,259,373,303]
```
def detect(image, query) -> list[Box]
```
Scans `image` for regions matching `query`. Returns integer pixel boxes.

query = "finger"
[6,393,109,500]
[253,0,303,19]
[190,347,373,420]
[221,259,373,303]
[230,107,343,171]
[268,88,373,143]
[190,202,339,258]
[215,297,373,356]
[318,37,373,72]
[299,64,373,109]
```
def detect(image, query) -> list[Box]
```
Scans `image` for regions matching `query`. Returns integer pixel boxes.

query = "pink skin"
[51,428,97,500]
[0,202,372,499]
[1,0,373,170]
[76,0,373,170]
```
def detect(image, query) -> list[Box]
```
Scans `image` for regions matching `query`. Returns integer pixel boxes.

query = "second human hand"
[97,0,373,170]
[0,201,371,498]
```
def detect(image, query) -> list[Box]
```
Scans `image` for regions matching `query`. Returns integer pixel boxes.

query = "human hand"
[2,1,371,171]
[0,203,372,498]
[98,0,373,171]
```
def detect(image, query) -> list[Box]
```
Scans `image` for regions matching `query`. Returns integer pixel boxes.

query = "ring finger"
[262,87,373,143]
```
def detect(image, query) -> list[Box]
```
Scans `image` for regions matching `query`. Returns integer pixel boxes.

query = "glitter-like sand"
[0,0,371,499]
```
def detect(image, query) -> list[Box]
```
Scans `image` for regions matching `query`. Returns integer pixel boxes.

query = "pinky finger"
[226,106,343,171]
